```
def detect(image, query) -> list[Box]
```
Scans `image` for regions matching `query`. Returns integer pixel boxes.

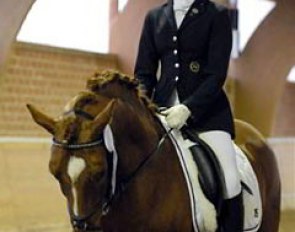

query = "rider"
[134,0,243,231]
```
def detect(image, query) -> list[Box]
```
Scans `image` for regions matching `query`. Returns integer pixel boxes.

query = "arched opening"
[17,0,110,53]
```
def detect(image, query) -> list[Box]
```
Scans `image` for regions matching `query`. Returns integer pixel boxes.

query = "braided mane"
[86,70,156,113]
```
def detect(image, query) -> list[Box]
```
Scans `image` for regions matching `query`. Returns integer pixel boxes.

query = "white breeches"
[198,130,241,199]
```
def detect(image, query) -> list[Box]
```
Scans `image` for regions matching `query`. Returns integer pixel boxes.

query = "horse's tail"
[234,118,281,232]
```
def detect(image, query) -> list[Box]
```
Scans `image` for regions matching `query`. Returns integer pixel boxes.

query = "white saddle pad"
[235,144,263,231]
[158,115,262,232]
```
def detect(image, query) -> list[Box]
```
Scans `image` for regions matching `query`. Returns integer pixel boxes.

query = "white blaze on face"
[67,156,86,215]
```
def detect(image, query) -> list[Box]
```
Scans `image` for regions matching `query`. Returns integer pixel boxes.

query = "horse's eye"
[52,171,62,180]
[49,167,60,179]
[49,160,61,178]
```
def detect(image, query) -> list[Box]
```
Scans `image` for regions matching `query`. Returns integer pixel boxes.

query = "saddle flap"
[183,128,226,209]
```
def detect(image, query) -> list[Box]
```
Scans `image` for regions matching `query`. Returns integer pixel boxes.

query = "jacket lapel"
[164,0,177,30]
[179,0,209,31]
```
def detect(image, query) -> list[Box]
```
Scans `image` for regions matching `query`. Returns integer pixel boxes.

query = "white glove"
[162,104,191,129]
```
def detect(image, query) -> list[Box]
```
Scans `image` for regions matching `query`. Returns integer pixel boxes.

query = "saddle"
[181,127,226,215]
[157,115,262,232]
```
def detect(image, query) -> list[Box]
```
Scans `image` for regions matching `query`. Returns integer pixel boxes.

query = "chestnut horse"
[27,71,280,232]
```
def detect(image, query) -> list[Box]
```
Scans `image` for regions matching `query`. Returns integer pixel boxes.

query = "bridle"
[52,126,172,232]
[52,138,104,150]
[53,135,105,232]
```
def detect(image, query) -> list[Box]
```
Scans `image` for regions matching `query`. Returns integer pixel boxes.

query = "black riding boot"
[220,192,244,232]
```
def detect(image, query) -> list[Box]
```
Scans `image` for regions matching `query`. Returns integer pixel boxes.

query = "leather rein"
[52,125,171,231]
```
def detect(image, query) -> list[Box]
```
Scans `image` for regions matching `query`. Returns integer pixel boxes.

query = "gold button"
[189,61,200,73]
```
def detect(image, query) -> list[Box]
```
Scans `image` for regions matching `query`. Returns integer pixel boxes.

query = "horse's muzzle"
[72,218,103,232]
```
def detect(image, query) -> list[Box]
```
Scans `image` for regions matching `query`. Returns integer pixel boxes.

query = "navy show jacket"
[134,0,235,137]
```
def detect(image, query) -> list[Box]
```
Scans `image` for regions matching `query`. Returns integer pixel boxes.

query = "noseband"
[52,137,104,150]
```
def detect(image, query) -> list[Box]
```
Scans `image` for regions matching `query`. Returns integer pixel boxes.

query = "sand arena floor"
[0,211,293,231]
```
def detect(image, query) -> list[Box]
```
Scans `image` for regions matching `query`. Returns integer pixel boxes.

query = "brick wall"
[0,42,118,137]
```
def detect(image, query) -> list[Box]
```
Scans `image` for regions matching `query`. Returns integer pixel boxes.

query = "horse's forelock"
[63,91,98,113]
[73,92,99,110]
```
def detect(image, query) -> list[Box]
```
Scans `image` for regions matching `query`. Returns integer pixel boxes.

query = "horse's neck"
[101,85,144,111]
[110,102,159,176]
[102,83,156,121]
[105,108,191,230]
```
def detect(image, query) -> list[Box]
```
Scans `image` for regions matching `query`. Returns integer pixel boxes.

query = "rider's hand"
[162,104,191,129]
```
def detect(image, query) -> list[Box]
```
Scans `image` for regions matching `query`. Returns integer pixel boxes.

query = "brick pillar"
[110,0,119,22]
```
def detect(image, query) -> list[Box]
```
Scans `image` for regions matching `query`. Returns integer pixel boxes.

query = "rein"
[102,128,173,212]
[52,127,172,231]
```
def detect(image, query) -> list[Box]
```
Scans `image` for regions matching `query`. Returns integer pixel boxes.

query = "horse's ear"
[26,104,56,135]
[92,99,116,132]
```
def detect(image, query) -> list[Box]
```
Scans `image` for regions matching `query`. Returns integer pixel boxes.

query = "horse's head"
[27,91,116,232]
[27,70,158,232]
